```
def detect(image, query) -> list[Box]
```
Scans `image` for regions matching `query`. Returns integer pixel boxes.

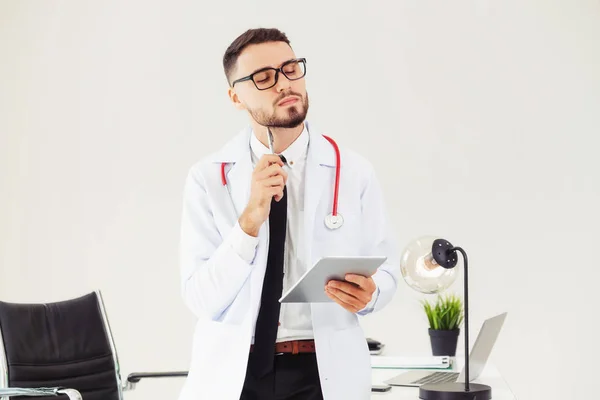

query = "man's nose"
[274,72,292,92]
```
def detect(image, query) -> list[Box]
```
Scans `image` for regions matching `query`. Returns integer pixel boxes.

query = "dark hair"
[223,28,291,85]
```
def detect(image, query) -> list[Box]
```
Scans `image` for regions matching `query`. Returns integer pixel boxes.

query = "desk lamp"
[400,236,491,400]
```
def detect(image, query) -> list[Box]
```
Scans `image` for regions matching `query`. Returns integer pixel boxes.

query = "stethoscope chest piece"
[325,213,344,230]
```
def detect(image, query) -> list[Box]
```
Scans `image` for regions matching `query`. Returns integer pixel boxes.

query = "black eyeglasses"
[231,58,307,90]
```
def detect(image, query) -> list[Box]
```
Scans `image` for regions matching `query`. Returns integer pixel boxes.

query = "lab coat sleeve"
[356,166,400,316]
[179,165,257,321]
[356,286,380,315]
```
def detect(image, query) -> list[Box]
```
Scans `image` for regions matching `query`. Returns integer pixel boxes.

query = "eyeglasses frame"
[230,57,307,90]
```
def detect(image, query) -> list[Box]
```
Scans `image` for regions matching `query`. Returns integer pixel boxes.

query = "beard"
[247,92,309,129]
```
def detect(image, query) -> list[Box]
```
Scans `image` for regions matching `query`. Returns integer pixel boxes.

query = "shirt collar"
[250,124,309,168]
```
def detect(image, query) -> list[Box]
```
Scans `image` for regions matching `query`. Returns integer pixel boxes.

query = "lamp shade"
[399,235,459,294]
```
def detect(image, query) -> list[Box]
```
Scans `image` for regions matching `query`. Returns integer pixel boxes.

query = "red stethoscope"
[220,131,343,230]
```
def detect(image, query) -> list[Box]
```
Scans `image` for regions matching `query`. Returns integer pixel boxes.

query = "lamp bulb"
[400,235,459,294]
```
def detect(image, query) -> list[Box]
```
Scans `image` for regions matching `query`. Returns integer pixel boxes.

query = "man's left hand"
[325,274,376,313]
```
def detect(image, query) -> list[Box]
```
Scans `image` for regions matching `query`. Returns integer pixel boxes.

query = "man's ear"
[228,87,246,111]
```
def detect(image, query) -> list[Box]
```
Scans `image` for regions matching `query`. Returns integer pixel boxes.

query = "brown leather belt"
[250,340,316,355]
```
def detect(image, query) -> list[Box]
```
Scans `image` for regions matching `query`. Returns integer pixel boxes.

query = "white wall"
[1,1,598,399]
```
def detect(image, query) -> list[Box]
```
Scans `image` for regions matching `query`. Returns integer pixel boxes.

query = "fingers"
[260,175,285,202]
[255,154,287,182]
[252,160,288,203]
[325,287,364,313]
[253,155,287,193]
[326,278,375,311]
[327,280,363,300]
[255,163,288,183]
[257,164,288,180]
[244,155,287,226]
[345,274,377,296]
[344,274,369,287]
[262,175,285,188]
[256,154,284,171]
[345,273,377,290]
[269,186,285,202]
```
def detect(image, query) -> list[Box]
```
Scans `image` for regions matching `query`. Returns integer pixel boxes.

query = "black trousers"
[240,352,324,400]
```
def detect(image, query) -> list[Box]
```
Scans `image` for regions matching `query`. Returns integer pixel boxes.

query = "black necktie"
[250,185,287,378]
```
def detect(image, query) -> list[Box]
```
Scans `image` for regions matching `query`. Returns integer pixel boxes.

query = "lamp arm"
[451,246,469,393]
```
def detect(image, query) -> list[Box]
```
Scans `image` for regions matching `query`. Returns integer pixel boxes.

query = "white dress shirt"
[231,125,313,343]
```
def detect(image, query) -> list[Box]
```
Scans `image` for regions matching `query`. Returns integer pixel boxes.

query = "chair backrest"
[0,291,122,400]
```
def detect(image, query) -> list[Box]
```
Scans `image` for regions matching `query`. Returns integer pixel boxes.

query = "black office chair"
[0,291,188,399]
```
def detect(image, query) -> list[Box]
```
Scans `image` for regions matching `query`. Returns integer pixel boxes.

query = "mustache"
[274,91,303,106]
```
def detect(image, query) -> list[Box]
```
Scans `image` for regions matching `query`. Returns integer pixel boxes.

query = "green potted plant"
[422,293,464,356]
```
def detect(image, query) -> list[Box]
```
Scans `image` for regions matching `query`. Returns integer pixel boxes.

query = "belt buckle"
[275,343,283,356]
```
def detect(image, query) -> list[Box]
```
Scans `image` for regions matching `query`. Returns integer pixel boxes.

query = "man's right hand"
[239,154,288,237]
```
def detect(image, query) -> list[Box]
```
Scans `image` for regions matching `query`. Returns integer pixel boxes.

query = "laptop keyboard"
[412,372,459,385]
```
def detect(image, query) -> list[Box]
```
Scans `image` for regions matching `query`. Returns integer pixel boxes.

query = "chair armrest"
[124,371,188,391]
[0,387,82,400]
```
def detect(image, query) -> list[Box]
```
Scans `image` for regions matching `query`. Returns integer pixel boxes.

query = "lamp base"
[419,382,491,400]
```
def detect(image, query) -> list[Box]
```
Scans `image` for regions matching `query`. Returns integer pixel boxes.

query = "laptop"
[385,312,507,387]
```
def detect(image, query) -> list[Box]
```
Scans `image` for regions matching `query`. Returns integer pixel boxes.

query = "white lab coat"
[177,122,400,400]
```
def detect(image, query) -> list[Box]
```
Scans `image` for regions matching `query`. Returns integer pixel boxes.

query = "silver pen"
[267,128,286,203]
[268,128,285,163]
[267,128,275,154]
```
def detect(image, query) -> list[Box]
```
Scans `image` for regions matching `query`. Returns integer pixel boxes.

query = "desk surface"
[370,361,515,400]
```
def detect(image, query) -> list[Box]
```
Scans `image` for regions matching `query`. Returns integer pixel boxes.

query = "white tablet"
[278,256,387,303]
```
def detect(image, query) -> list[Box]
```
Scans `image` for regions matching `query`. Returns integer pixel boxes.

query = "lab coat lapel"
[304,125,337,265]
[225,156,252,221]
[216,127,253,224]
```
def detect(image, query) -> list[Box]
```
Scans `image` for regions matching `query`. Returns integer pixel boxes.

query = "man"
[178,28,399,400]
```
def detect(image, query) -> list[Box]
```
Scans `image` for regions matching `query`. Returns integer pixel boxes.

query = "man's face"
[229,42,309,129]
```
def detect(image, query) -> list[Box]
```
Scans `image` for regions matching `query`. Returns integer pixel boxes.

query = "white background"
[1,1,599,399]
